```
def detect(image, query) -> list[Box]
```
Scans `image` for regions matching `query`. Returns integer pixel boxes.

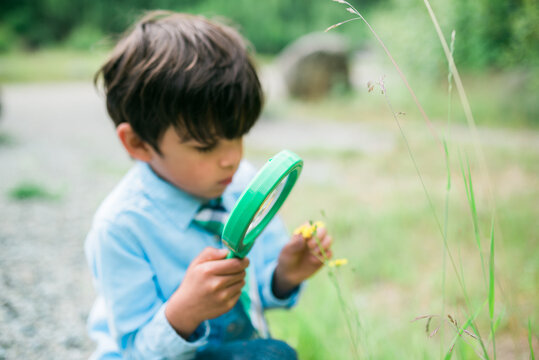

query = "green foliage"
[1,0,535,69]
[64,24,105,50]
[507,0,539,67]
[0,24,18,53]
[365,0,538,80]
[0,0,380,54]
[8,181,59,201]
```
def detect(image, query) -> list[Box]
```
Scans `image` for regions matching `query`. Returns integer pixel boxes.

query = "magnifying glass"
[222,150,303,259]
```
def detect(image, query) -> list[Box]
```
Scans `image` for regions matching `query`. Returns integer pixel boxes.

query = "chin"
[199,189,226,200]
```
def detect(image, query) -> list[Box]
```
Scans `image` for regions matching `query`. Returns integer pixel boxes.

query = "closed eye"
[194,143,217,153]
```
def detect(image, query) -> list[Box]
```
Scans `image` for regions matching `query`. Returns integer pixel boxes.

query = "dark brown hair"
[95,11,263,154]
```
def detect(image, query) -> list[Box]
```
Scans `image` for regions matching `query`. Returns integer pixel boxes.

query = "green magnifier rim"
[222,150,303,259]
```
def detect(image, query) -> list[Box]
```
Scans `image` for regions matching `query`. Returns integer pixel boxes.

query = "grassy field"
[262,103,538,358]
[0,48,108,83]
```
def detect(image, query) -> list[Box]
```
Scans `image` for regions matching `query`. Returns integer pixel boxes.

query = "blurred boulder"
[277,32,350,100]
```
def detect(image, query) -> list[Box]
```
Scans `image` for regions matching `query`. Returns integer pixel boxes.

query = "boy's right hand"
[164,247,249,339]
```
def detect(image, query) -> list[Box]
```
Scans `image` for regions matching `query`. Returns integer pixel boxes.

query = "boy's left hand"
[272,222,332,298]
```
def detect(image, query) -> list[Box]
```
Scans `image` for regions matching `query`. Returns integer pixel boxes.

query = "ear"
[116,123,154,162]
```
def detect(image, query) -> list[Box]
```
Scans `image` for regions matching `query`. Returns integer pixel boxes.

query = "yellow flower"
[293,224,314,238]
[329,258,348,267]
[293,221,325,239]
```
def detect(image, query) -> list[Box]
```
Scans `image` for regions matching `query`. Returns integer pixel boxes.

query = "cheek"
[180,158,213,183]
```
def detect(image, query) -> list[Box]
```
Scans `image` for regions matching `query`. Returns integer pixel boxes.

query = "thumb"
[287,234,306,252]
[193,247,229,265]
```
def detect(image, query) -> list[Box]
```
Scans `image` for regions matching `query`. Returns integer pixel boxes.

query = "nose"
[219,139,243,168]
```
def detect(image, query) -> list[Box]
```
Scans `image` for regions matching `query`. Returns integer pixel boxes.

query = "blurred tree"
[0,0,536,71]
[0,0,381,52]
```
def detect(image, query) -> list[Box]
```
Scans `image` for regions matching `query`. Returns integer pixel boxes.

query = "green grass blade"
[463,155,487,284]
[530,319,536,360]
[422,0,497,217]
[488,218,495,319]
[442,137,451,358]
[489,216,496,359]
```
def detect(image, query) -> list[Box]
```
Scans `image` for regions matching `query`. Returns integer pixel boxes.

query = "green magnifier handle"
[225,251,237,259]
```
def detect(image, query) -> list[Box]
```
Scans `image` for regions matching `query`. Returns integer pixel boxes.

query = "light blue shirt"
[85,161,300,359]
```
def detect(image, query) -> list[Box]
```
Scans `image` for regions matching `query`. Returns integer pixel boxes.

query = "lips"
[219,177,233,185]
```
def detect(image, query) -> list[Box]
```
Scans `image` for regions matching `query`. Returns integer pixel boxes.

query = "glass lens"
[246,175,288,234]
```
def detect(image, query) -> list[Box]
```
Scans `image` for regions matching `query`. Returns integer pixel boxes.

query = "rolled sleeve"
[132,302,209,359]
[260,260,304,309]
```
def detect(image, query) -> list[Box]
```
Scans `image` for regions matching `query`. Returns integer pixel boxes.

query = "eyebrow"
[181,137,218,146]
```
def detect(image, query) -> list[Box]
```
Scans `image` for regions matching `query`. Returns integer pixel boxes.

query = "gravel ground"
[0,84,127,359]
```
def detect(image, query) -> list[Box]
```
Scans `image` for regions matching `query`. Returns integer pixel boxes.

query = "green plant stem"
[328,269,361,360]
[529,319,536,360]
[441,30,455,358]
[489,217,496,359]
[444,300,486,360]
[421,0,495,211]
[328,1,443,153]
[312,225,362,359]
[462,155,487,285]
[329,1,492,357]
[329,3,474,318]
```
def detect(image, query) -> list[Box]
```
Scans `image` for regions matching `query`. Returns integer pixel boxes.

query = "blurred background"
[0,0,537,359]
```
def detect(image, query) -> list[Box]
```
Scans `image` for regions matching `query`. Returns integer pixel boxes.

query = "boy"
[85,11,333,360]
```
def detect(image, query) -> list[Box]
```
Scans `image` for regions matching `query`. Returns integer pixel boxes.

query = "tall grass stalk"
[441,29,456,358]
[328,0,500,357]
[328,4,491,353]
[529,319,535,360]
[421,0,496,213]
[312,224,363,360]
[460,155,487,284]
[327,0,443,152]
[379,81,490,358]
[488,217,496,359]
[444,301,487,360]
[457,153,490,359]
[327,1,470,306]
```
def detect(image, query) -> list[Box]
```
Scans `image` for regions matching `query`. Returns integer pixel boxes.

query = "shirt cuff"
[135,302,210,359]
[261,261,304,308]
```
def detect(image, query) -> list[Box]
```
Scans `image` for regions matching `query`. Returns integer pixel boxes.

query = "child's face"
[148,126,243,200]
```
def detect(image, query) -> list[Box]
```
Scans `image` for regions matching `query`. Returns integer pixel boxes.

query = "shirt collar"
[136,161,203,230]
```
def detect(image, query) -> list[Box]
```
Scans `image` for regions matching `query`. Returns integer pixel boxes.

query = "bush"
[64,25,105,50]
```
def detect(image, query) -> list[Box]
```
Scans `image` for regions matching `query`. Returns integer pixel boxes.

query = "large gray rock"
[278,32,350,100]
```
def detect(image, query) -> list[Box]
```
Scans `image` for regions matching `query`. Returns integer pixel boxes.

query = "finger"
[306,253,325,267]
[210,271,246,291]
[220,273,247,290]
[286,234,306,252]
[313,240,332,256]
[192,247,229,265]
[222,278,246,299]
[306,236,323,251]
[320,235,333,250]
[224,287,243,309]
[318,249,332,260]
[208,257,250,275]
[315,226,327,239]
